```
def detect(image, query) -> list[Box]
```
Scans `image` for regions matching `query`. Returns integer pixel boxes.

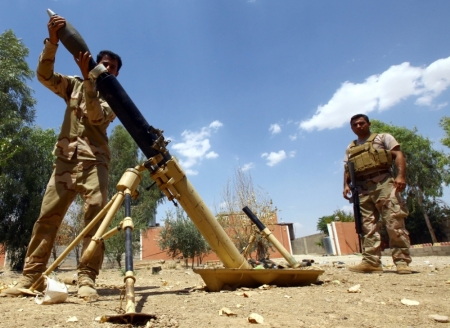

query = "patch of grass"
[164,262,178,270]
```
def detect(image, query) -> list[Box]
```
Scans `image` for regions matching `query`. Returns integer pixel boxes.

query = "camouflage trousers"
[24,157,108,278]
[357,175,411,266]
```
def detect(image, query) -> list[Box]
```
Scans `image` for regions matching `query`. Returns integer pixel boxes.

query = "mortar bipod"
[19,165,156,324]
[100,187,156,324]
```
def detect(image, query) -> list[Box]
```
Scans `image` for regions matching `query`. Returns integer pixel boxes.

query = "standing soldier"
[3,14,122,297]
[343,114,412,274]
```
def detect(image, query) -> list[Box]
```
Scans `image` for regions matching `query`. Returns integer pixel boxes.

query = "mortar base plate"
[193,268,324,292]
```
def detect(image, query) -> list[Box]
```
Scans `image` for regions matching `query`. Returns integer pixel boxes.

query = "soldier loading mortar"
[13,9,324,324]
[40,8,252,271]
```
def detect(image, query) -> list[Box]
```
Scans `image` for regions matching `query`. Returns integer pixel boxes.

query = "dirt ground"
[1,254,449,328]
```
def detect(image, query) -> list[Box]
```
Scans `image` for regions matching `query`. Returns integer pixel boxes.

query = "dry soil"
[1,254,449,328]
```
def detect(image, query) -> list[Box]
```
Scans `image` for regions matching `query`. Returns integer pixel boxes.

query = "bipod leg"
[101,192,156,325]
[80,165,144,267]
[18,194,120,296]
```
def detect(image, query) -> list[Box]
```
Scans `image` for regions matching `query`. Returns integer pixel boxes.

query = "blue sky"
[2,1,450,237]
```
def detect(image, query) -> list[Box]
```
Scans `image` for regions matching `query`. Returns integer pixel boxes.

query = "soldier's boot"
[348,261,383,273]
[396,262,412,274]
[77,273,98,299]
[1,272,45,297]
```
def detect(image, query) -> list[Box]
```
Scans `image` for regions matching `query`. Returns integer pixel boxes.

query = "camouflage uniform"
[345,134,411,267]
[24,40,115,279]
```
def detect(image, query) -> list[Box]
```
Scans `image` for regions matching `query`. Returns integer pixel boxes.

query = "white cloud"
[185,169,198,176]
[300,56,450,131]
[209,120,223,129]
[171,121,223,173]
[288,151,296,158]
[242,162,255,171]
[205,151,218,159]
[269,123,281,134]
[289,134,297,141]
[416,57,450,106]
[261,150,287,166]
[433,102,448,110]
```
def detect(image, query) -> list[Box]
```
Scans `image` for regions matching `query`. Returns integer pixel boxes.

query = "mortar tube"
[151,158,252,269]
[242,206,300,268]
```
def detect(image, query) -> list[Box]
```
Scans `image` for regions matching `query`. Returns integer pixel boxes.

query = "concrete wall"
[382,243,450,257]
[291,233,326,255]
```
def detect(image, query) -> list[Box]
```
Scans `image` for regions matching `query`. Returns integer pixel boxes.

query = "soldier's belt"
[356,170,390,181]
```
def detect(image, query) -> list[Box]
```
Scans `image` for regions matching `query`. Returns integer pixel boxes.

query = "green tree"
[440,116,450,149]
[104,125,165,267]
[53,196,84,266]
[0,30,58,269]
[0,30,35,170]
[0,127,57,269]
[107,125,139,199]
[158,207,211,268]
[216,166,277,260]
[316,209,354,235]
[371,120,450,243]
[405,198,450,244]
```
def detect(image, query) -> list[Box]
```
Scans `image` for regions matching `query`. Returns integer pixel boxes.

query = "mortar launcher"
[242,206,301,268]
[45,8,251,272]
[25,9,324,324]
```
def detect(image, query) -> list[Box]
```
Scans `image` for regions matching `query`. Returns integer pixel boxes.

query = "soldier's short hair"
[350,114,370,124]
[96,50,122,72]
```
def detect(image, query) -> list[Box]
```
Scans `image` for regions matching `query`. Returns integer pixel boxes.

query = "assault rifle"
[347,161,363,253]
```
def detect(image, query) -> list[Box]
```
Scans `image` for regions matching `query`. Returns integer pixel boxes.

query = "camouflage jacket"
[37,39,116,164]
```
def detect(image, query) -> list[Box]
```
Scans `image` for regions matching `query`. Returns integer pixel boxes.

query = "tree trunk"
[74,245,81,266]
[417,192,438,244]
[422,209,438,243]
[116,254,122,268]
[52,245,57,262]
[256,240,266,261]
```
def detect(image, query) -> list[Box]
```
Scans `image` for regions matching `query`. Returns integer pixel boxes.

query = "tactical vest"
[347,133,393,175]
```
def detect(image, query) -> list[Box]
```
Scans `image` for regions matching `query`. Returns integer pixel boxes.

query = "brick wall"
[141,223,293,264]
[331,222,360,255]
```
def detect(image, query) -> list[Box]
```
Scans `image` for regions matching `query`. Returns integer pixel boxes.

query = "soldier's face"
[351,117,370,137]
[98,55,119,77]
